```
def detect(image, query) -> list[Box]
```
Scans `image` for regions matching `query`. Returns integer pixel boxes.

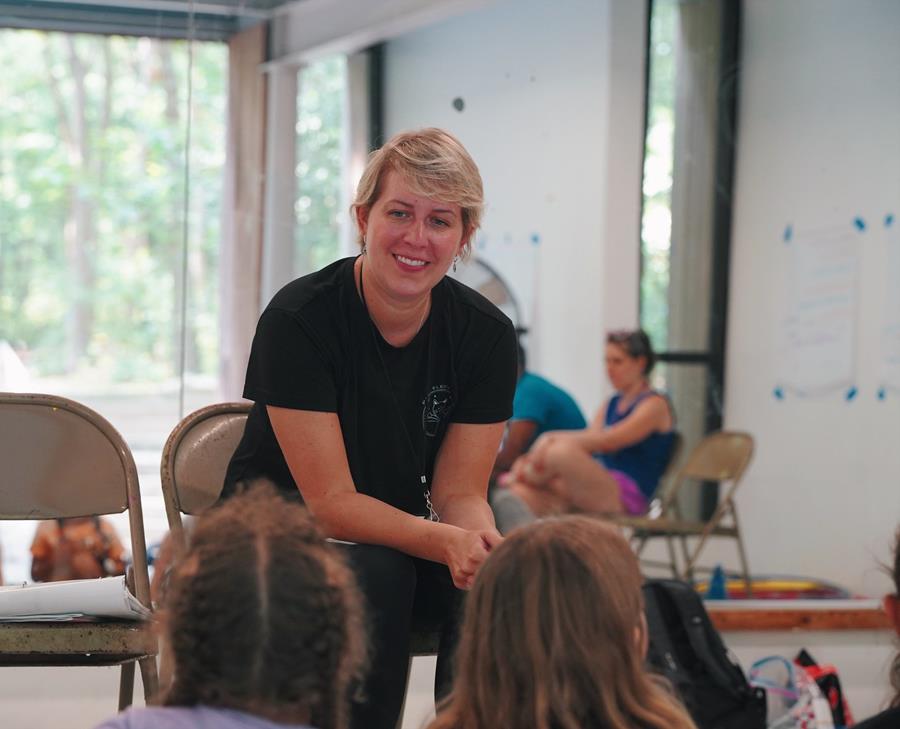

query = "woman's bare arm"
[573,395,671,453]
[492,419,538,478]
[431,421,506,531]
[528,395,671,462]
[268,406,499,588]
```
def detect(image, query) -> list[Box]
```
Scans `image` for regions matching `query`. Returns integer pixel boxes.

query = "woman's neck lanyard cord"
[358,258,440,522]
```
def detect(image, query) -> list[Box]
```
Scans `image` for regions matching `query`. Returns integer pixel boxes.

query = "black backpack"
[642,578,767,729]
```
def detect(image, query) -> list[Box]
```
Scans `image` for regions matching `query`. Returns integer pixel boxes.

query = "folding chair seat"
[614,430,755,596]
[0,392,158,709]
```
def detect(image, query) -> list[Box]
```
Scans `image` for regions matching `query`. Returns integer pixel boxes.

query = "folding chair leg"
[118,661,135,711]
[633,534,649,557]
[731,508,753,598]
[139,655,160,705]
[395,656,414,729]
[679,535,693,582]
[665,535,680,579]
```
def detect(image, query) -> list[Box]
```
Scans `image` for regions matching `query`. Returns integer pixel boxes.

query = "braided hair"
[161,484,365,729]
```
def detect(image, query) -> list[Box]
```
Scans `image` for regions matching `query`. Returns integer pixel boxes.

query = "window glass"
[0,29,226,583]
[640,0,734,519]
[296,54,349,274]
[640,0,677,350]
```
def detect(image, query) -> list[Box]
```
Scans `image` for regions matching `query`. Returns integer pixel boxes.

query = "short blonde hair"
[351,128,484,258]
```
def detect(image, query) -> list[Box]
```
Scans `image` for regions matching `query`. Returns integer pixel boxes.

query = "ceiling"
[0,0,299,40]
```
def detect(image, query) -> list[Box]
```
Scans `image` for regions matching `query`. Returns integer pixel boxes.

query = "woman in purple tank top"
[502,329,674,517]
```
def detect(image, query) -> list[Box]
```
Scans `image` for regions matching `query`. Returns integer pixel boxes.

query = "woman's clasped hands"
[443,527,502,590]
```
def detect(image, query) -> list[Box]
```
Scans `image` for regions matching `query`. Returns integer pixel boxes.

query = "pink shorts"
[610,470,648,515]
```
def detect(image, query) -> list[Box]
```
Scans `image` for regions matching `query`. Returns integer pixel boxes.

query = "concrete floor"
[0,657,438,729]
[0,640,896,728]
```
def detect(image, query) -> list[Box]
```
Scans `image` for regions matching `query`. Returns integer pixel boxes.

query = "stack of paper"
[0,575,150,621]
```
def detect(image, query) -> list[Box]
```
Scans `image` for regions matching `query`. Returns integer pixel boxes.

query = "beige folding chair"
[615,430,754,596]
[0,392,158,709]
[159,401,252,562]
[160,400,440,694]
[631,430,684,573]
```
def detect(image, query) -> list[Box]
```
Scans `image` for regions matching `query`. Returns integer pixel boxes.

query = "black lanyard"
[358,257,440,521]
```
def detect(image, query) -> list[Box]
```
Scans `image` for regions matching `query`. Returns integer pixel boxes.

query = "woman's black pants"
[336,543,464,729]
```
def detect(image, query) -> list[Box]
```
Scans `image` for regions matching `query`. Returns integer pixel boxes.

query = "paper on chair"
[0,575,150,621]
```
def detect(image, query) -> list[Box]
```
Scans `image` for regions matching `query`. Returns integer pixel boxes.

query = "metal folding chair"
[614,430,755,596]
[0,392,158,709]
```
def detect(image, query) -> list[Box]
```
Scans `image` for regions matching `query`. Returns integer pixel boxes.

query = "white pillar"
[260,63,300,308]
[341,50,373,259]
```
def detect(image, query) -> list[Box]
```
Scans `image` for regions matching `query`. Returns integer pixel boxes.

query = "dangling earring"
[361,238,367,255]
[452,256,459,273]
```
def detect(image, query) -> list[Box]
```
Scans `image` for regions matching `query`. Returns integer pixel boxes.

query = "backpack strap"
[657,579,746,695]
[642,582,682,677]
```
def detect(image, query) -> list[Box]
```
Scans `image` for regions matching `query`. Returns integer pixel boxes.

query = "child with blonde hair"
[428,515,696,729]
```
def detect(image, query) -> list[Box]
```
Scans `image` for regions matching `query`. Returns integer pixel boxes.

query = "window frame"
[638,0,742,513]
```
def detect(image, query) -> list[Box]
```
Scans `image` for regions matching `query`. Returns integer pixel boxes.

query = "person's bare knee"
[542,438,589,475]
[567,471,623,515]
[510,480,563,516]
[509,480,541,507]
[544,454,624,515]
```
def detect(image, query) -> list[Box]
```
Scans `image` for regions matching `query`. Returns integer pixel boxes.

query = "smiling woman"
[221,128,518,729]
[353,169,465,343]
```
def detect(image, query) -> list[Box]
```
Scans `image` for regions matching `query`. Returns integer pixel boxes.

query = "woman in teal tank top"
[503,329,675,516]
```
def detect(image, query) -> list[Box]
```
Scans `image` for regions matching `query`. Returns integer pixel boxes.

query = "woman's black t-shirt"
[223,256,517,516]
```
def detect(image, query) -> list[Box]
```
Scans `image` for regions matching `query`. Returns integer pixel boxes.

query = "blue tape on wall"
[773,386,785,400]
[853,217,866,232]
[845,386,858,401]
[878,213,896,399]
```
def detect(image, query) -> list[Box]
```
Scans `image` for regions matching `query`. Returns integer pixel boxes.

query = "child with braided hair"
[96,484,366,729]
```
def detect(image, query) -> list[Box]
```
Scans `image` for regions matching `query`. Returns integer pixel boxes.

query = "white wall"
[383,0,646,415]
[725,0,900,596]
[383,0,900,597]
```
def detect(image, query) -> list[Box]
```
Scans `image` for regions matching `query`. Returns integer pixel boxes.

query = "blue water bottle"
[706,564,727,600]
